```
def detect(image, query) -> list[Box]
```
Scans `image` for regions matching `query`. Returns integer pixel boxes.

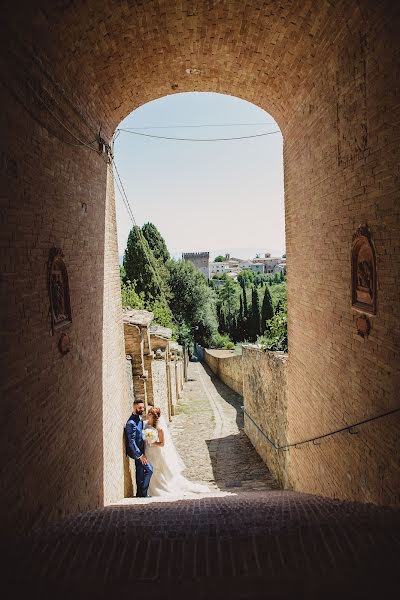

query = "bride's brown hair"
[148,406,161,427]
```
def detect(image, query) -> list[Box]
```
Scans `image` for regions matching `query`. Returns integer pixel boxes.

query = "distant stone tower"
[182,252,210,279]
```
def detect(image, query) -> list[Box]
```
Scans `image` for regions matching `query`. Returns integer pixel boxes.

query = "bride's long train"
[144,416,210,497]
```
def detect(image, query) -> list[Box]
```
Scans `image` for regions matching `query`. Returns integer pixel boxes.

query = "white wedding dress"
[143,416,209,497]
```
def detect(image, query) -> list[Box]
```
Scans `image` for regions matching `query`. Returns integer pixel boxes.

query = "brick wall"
[242,347,289,489]
[1,1,399,533]
[204,349,244,396]
[102,164,130,506]
[152,359,169,420]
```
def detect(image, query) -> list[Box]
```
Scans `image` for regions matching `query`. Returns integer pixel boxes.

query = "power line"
[120,122,277,130]
[111,157,180,326]
[117,128,281,142]
[24,78,102,153]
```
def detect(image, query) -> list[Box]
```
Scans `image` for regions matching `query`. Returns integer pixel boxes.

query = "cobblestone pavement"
[5,364,400,599]
[168,361,279,492]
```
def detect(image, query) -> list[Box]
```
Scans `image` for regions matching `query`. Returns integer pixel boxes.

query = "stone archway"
[1,1,399,533]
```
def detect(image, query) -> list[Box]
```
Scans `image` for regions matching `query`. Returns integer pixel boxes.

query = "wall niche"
[351,225,376,315]
[48,247,72,334]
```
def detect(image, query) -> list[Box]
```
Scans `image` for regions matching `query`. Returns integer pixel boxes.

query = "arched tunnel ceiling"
[2,0,372,136]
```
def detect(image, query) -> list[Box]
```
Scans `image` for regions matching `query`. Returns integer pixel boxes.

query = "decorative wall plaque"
[355,314,370,339]
[48,247,72,334]
[351,226,376,315]
[58,332,71,354]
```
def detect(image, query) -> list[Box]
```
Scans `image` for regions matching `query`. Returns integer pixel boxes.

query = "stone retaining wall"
[203,349,243,396]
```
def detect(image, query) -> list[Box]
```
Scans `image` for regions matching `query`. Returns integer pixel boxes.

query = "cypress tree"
[242,287,248,317]
[250,286,261,341]
[261,285,274,333]
[141,222,170,263]
[123,225,161,301]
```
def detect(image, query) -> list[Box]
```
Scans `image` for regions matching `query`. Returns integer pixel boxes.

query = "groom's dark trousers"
[125,413,153,497]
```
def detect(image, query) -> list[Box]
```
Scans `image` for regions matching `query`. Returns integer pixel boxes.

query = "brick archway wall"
[1,1,399,532]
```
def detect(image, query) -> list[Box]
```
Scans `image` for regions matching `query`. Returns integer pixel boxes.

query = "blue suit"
[125,413,153,497]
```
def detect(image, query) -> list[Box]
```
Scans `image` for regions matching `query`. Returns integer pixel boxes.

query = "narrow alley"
[169,360,279,493]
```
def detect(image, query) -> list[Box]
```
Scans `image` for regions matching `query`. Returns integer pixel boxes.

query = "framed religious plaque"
[351,225,376,315]
[48,247,72,334]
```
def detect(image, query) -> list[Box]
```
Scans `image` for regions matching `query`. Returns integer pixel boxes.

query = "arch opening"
[1,0,399,534]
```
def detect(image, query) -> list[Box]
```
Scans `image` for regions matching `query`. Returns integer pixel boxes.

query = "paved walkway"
[169,361,279,492]
[4,362,400,599]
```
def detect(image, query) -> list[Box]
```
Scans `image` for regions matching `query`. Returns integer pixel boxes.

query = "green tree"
[219,276,239,334]
[214,255,225,262]
[261,285,274,333]
[237,270,255,288]
[242,286,248,317]
[168,259,218,347]
[121,279,145,309]
[123,226,161,301]
[239,295,244,321]
[249,286,261,341]
[259,309,288,352]
[280,270,285,281]
[142,222,170,263]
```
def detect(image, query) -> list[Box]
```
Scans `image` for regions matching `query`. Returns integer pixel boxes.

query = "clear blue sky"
[113,92,285,261]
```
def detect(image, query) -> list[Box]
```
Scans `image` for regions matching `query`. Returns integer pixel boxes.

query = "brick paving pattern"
[4,362,400,599]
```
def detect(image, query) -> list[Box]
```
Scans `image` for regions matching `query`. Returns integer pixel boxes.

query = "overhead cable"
[111,157,180,325]
[116,128,281,142]
[120,122,277,130]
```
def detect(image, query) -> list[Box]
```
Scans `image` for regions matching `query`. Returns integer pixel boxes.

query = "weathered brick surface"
[242,347,289,489]
[204,349,243,396]
[0,1,399,534]
[4,491,400,599]
[152,358,169,418]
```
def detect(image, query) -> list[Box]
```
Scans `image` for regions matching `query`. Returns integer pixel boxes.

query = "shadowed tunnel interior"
[0,1,399,597]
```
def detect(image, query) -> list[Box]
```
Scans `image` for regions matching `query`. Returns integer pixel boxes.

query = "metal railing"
[241,405,400,451]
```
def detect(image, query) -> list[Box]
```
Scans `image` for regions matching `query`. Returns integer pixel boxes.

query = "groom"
[125,399,153,497]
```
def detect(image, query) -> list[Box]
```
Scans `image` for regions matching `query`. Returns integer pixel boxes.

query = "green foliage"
[209,332,232,349]
[145,298,174,329]
[141,222,170,263]
[175,322,194,353]
[121,279,145,309]
[225,341,235,350]
[123,226,161,302]
[214,255,225,262]
[248,286,261,341]
[237,270,255,288]
[168,259,218,347]
[261,285,274,333]
[259,308,288,352]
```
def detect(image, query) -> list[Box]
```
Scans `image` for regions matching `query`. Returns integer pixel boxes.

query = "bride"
[143,406,209,497]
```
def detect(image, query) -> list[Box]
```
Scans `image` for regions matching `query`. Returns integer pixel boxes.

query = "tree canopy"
[261,285,274,333]
[123,226,161,301]
[214,255,225,262]
[142,222,170,263]
[167,259,218,346]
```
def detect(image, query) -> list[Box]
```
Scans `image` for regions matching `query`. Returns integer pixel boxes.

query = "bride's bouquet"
[143,426,159,445]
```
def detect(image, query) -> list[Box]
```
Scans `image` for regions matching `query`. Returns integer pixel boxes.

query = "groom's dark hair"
[133,399,144,405]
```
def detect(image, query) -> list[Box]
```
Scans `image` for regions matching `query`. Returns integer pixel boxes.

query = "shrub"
[209,332,231,349]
